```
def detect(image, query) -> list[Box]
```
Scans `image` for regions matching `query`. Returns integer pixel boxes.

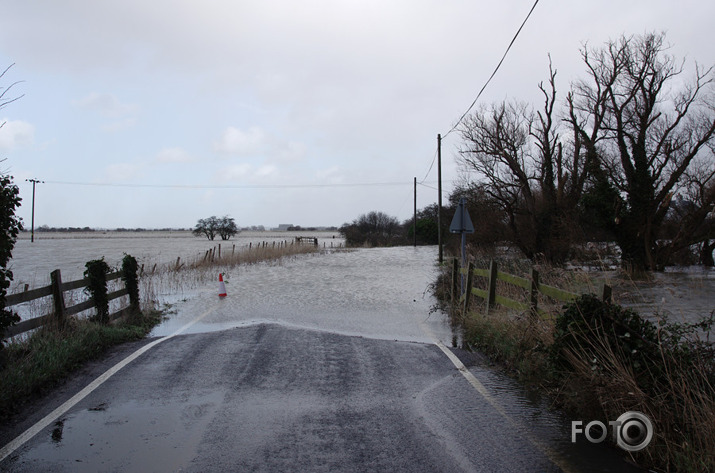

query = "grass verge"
[435,255,715,473]
[0,311,162,421]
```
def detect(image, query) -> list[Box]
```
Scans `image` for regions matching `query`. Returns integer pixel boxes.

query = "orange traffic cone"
[218,273,227,298]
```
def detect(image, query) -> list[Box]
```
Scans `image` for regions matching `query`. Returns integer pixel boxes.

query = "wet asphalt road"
[0,323,639,473]
[4,324,547,472]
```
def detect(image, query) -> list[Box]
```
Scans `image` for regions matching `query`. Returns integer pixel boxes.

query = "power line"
[417,182,438,191]
[416,0,540,189]
[443,0,540,138]
[419,146,439,184]
[42,180,412,190]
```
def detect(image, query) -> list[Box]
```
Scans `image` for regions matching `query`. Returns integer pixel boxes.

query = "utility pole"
[413,177,417,247]
[25,178,44,243]
[437,134,443,263]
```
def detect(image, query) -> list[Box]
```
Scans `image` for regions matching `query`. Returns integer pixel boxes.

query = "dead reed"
[556,305,715,472]
[138,242,322,309]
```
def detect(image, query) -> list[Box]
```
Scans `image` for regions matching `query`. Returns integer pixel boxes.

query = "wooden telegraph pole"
[437,134,443,263]
[25,178,44,243]
[413,177,417,247]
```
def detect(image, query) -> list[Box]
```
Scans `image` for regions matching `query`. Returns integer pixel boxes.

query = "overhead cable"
[42,180,413,190]
[443,0,540,138]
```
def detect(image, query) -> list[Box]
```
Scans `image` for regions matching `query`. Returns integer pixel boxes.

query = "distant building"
[273,224,294,231]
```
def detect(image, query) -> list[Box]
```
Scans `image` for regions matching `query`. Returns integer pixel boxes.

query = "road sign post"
[449,197,475,295]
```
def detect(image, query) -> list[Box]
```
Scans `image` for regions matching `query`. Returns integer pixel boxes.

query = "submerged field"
[8,232,714,327]
[11,230,343,286]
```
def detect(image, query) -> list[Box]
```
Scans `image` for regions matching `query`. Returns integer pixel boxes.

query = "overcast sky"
[1,1,713,229]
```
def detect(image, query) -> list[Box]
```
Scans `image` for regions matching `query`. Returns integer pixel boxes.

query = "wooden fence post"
[602,284,612,303]
[122,255,141,314]
[50,269,66,328]
[486,260,498,315]
[451,257,459,307]
[463,261,474,314]
[529,267,539,319]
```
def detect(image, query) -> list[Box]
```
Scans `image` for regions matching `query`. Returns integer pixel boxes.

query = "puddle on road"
[12,392,224,472]
[50,420,63,444]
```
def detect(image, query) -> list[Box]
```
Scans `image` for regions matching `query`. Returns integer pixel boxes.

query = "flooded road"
[150,246,452,344]
[1,247,642,472]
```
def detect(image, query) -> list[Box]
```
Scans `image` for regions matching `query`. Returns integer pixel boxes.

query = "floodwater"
[149,245,451,343]
[9,231,343,288]
[610,268,715,327]
[10,231,712,326]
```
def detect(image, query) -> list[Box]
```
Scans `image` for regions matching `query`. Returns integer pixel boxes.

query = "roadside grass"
[0,242,324,422]
[0,311,161,421]
[436,253,715,473]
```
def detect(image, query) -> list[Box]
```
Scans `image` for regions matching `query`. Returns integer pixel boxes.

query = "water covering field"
[7,231,714,328]
[10,231,343,289]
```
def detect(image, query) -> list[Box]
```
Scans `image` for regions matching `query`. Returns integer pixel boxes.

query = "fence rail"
[452,258,611,317]
[295,236,319,246]
[3,268,136,339]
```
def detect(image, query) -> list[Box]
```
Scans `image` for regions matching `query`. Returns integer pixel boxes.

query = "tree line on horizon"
[342,33,715,271]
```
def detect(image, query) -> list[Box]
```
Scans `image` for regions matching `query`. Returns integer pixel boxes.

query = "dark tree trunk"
[701,240,715,267]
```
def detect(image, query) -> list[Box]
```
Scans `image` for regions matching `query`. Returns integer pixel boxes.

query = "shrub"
[121,254,140,313]
[84,258,111,324]
[0,174,22,344]
[340,211,404,247]
[551,295,715,471]
[552,295,715,393]
[551,295,662,386]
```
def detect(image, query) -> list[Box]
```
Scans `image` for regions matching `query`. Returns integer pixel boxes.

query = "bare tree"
[458,62,591,262]
[217,215,239,241]
[660,155,715,265]
[193,216,220,240]
[193,215,239,241]
[0,64,24,130]
[340,211,402,247]
[570,32,715,270]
